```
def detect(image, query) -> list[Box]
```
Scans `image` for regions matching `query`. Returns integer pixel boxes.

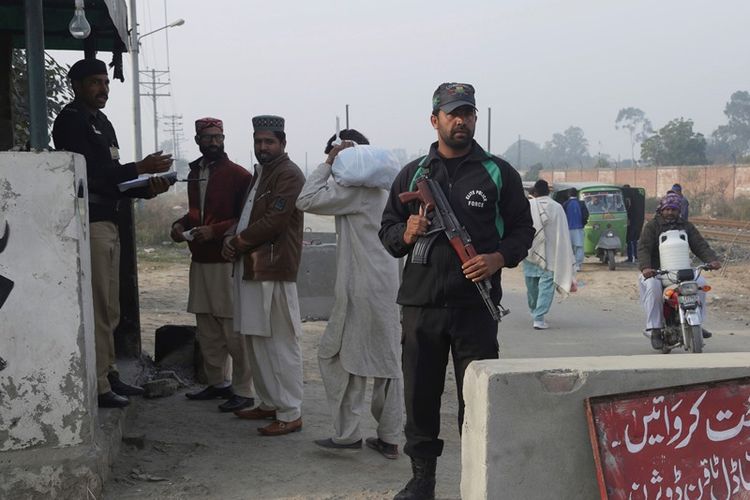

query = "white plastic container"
[659,229,691,284]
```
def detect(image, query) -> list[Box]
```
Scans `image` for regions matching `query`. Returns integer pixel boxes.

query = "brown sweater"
[174,154,252,263]
[234,153,305,282]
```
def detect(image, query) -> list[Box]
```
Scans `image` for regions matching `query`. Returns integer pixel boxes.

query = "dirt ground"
[103,226,750,499]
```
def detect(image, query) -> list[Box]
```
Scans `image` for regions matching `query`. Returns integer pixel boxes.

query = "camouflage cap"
[432,82,476,113]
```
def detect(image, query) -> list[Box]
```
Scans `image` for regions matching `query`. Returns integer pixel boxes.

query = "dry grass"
[134,190,188,247]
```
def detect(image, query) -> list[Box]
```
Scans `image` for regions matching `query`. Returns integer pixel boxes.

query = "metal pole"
[130,0,142,160]
[171,115,177,158]
[23,0,48,149]
[345,104,349,129]
[487,107,491,153]
[517,134,521,169]
[151,68,158,151]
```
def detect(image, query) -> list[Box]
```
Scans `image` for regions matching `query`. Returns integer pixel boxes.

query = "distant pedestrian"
[622,184,643,264]
[524,180,575,330]
[296,129,403,459]
[667,183,689,221]
[562,188,588,271]
[171,117,255,413]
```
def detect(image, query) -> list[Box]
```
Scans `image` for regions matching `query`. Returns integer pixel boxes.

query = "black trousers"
[401,306,499,459]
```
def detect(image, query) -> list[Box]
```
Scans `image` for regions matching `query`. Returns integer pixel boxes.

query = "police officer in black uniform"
[380,83,534,499]
[53,59,173,408]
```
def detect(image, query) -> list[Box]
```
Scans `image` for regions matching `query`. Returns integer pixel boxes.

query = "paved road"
[499,266,750,359]
[106,263,750,500]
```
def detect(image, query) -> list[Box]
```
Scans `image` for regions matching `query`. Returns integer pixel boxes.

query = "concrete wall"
[461,353,750,500]
[543,164,750,200]
[0,152,100,497]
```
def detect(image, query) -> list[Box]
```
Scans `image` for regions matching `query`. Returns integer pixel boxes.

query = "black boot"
[394,457,436,500]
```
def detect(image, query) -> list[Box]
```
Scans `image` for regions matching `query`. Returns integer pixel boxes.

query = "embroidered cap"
[195,117,223,133]
[252,115,285,132]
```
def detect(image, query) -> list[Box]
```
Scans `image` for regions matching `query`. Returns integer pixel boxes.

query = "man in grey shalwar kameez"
[296,130,403,459]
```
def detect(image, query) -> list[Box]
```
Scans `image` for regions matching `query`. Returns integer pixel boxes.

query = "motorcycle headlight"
[606,230,615,237]
[679,282,699,295]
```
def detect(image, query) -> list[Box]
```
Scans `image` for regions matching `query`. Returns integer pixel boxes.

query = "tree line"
[510,91,750,177]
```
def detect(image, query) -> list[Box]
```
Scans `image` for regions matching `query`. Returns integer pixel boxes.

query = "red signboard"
[586,377,750,499]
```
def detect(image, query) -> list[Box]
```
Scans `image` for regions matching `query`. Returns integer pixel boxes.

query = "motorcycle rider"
[637,193,721,349]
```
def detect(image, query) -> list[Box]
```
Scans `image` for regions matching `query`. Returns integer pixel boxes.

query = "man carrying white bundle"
[296,129,403,460]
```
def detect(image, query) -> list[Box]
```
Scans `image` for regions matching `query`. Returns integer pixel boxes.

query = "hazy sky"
[51,0,750,171]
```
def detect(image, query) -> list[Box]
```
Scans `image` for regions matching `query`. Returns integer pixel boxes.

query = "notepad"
[117,171,178,192]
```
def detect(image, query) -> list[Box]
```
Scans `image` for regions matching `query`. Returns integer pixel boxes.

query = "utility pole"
[139,68,170,152]
[517,134,521,169]
[130,12,185,160]
[130,0,141,160]
[162,113,183,159]
[345,104,349,129]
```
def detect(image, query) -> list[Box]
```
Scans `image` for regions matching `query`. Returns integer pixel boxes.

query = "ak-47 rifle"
[398,176,509,322]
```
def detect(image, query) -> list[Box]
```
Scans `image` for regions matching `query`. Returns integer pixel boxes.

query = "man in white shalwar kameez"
[296,130,403,459]
[222,115,306,436]
[523,180,575,330]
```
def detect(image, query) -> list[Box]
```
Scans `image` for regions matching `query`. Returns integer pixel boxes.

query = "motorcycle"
[654,264,712,354]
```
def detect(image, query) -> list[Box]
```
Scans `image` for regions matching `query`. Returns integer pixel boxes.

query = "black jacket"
[52,100,148,222]
[637,214,718,271]
[379,141,534,308]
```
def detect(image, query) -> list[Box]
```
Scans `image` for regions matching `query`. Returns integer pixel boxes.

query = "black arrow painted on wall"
[0,221,14,309]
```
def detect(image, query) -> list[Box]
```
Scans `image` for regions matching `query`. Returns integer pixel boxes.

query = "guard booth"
[0,2,135,497]
[0,0,141,356]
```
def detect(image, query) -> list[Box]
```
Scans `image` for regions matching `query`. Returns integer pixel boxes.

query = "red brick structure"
[543,165,750,200]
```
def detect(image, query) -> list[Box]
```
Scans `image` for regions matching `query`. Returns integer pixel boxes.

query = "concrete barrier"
[297,235,337,320]
[461,354,750,500]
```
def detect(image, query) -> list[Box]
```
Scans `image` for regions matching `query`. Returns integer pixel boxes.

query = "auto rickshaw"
[551,182,645,271]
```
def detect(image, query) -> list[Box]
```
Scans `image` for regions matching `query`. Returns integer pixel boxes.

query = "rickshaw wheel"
[607,249,616,271]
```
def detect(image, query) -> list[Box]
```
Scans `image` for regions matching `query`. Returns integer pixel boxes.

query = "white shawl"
[526,196,576,295]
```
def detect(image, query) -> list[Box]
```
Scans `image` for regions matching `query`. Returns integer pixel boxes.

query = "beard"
[200,144,224,161]
[441,126,474,149]
[256,151,281,164]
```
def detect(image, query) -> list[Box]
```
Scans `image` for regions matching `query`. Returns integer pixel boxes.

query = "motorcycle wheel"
[607,249,616,271]
[689,325,704,353]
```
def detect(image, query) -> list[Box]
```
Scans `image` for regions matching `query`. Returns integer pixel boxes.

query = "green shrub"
[730,195,750,220]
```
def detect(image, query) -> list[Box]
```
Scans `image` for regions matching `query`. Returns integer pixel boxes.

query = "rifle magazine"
[410,232,440,265]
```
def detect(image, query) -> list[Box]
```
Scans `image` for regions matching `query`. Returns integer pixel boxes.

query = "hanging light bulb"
[69,0,91,39]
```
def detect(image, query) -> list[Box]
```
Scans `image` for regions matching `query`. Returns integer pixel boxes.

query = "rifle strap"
[408,151,505,239]
[408,155,431,191]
